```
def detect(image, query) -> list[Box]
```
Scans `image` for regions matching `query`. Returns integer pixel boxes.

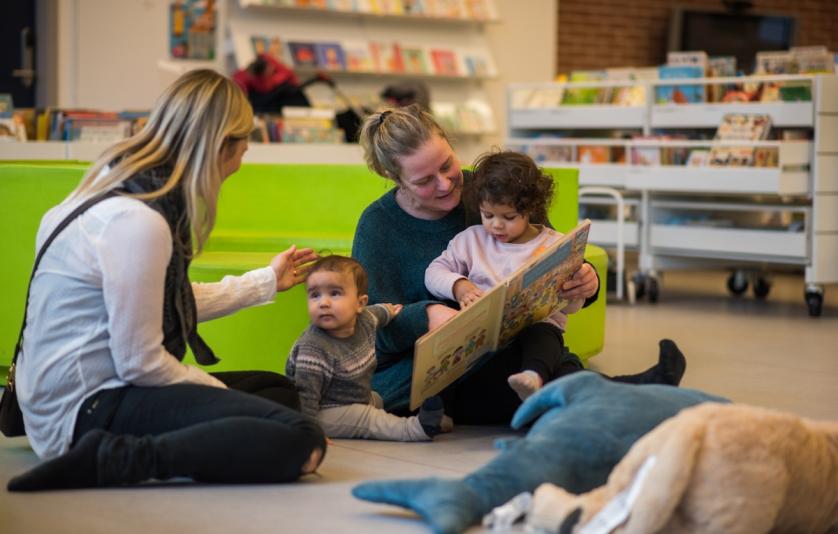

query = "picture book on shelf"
[524,87,564,108]
[402,46,430,74]
[315,42,346,70]
[169,0,216,60]
[371,42,405,73]
[288,42,319,68]
[464,54,493,77]
[709,113,772,167]
[577,146,610,164]
[666,51,708,70]
[561,70,607,105]
[430,49,460,76]
[656,66,705,104]
[343,40,376,72]
[251,35,285,62]
[686,149,710,167]
[523,143,574,164]
[410,219,591,409]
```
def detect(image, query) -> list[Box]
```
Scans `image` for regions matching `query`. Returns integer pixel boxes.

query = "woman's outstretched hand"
[559,262,599,300]
[270,245,319,292]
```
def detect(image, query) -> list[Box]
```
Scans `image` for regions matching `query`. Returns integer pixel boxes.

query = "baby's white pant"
[317,392,430,442]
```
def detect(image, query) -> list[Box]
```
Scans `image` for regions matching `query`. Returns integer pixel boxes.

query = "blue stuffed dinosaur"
[352,371,728,534]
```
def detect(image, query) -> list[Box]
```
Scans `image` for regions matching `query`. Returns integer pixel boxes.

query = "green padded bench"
[0,162,606,383]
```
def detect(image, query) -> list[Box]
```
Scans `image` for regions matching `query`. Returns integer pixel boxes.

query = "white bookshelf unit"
[506,73,838,316]
[227,0,499,140]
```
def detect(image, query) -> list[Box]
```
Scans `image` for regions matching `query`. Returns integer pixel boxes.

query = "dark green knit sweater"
[352,187,469,370]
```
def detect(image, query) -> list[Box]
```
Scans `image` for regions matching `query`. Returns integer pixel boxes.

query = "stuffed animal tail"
[614,407,708,534]
[351,477,483,534]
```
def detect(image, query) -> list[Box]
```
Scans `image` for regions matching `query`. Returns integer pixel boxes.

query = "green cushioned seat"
[0,162,606,383]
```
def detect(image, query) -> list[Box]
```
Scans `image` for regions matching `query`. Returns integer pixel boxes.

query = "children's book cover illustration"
[169,0,217,60]
[410,220,591,409]
[315,42,347,70]
[655,66,705,104]
[288,41,319,68]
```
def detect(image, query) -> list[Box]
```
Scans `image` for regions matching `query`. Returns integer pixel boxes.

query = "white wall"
[50,0,185,110]
[482,0,557,152]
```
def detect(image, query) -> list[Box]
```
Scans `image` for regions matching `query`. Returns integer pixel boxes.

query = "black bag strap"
[10,192,118,380]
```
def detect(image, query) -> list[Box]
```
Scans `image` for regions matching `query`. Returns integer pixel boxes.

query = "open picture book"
[409,219,592,410]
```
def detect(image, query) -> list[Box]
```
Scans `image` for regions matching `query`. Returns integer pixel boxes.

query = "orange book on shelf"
[577,146,611,164]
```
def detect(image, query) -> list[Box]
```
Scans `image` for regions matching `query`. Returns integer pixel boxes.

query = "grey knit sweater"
[286,304,393,418]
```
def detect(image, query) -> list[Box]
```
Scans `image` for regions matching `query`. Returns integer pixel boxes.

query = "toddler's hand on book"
[453,279,483,308]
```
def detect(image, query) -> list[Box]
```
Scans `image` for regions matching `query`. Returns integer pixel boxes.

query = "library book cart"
[506,73,838,316]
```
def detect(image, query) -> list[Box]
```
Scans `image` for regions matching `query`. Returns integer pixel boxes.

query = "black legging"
[72,371,324,483]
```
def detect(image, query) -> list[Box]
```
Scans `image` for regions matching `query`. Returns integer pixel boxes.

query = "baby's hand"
[383,303,403,318]
[453,279,483,308]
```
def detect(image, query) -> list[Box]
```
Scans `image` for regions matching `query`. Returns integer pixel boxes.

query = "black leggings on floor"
[443,322,583,425]
[72,371,324,483]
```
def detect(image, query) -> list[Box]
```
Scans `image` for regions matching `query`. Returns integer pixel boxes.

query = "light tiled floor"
[1,270,836,533]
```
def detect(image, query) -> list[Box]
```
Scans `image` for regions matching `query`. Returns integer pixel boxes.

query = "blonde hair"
[70,69,253,252]
[358,104,449,182]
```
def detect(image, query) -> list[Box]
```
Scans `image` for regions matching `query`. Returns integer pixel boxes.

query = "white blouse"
[16,195,277,459]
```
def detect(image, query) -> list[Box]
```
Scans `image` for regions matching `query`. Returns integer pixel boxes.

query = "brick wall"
[556,0,838,75]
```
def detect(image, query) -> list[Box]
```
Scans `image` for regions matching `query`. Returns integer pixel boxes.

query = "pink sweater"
[425,225,584,331]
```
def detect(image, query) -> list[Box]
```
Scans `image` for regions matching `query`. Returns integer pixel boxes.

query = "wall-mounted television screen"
[668,8,796,73]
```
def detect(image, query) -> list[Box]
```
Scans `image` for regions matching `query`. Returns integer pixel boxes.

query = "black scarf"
[117,165,219,365]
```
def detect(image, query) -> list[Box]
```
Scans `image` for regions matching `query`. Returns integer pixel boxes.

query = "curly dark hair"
[469,150,554,222]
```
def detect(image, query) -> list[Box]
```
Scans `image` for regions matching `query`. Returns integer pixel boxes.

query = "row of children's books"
[512,47,834,109]
[0,104,149,143]
[252,35,495,78]
[244,0,497,20]
[511,113,803,169]
[250,107,345,143]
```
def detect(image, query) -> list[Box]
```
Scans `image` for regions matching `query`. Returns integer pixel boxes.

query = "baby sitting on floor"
[286,255,451,441]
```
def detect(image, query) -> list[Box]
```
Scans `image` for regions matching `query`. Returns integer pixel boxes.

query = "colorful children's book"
[402,46,430,74]
[169,0,216,60]
[430,49,460,76]
[288,42,319,68]
[666,51,708,70]
[561,70,607,105]
[655,66,704,104]
[343,40,376,72]
[251,35,285,62]
[686,149,710,167]
[315,42,346,70]
[709,113,772,167]
[464,54,493,77]
[410,219,591,410]
[371,42,404,73]
[577,146,610,164]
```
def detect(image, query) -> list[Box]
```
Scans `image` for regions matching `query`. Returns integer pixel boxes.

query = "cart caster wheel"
[727,271,748,296]
[752,276,771,299]
[805,290,823,317]
[632,273,646,301]
[647,277,660,303]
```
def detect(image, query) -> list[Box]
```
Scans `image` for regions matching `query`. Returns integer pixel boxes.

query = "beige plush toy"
[528,402,838,534]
